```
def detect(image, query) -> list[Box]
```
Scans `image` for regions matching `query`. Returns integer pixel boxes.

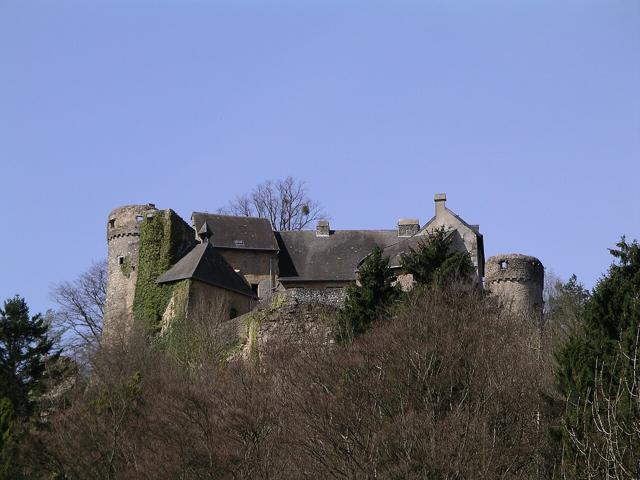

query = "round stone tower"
[485,253,544,319]
[103,204,159,343]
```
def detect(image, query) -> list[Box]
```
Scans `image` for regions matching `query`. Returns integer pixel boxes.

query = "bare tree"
[219,176,325,230]
[50,261,106,359]
[565,332,640,479]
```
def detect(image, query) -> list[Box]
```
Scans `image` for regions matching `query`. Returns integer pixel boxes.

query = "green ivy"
[156,279,192,359]
[245,311,263,368]
[132,210,194,332]
[270,292,287,310]
[119,255,132,278]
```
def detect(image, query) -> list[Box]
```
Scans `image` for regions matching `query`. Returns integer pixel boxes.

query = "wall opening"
[135,215,143,223]
[500,260,508,270]
[109,219,115,229]
[229,308,238,319]
[118,256,125,265]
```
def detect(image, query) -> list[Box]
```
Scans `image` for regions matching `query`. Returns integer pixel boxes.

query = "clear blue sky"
[1,0,638,315]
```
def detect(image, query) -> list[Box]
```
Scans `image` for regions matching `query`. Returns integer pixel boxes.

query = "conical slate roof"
[156,243,255,297]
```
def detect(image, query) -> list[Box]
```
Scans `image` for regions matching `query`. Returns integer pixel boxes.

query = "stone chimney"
[434,193,447,218]
[398,218,420,237]
[316,220,330,237]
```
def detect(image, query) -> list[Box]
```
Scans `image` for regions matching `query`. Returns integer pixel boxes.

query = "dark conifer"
[337,246,398,343]
[0,296,58,418]
[400,226,475,287]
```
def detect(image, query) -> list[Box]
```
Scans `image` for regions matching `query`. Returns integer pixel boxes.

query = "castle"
[103,194,544,342]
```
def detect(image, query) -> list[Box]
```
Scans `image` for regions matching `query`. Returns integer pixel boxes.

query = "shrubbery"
[20,286,550,479]
[5,236,640,479]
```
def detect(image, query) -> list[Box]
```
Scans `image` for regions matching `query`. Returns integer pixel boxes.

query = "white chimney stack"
[434,193,446,218]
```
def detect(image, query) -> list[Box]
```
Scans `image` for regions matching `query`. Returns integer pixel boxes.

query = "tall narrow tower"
[485,254,544,320]
[103,204,158,343]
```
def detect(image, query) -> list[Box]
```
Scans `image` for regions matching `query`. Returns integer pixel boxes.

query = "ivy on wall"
[132,210,195,332]
[156,279,191,359]
[119,255,132,278]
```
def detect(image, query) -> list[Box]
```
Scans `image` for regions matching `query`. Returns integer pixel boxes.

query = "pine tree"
[337,246,398,343]
[0,397,17,479]
[545,274,590,349]
[555,237,640,476]
[0,296,58,418]
[400,226,475,287]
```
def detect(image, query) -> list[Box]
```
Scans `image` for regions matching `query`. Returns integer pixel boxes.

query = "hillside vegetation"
[2,237,639,479]
[23,287,550,479]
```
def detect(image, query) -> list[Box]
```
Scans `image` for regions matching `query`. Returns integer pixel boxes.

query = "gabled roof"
[422,207,483,240]
[191,213,279,251]
[156,243,255,297]
[276,230,399,282]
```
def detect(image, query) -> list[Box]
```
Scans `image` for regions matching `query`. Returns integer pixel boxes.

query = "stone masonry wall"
[103,204,158,344]
[286,287,346,307]
[485,253,544,319]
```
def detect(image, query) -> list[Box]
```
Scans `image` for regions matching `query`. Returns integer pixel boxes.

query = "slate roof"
[191,213,279,251]
[156,243,255,297]
[276,230,400,282]
[379,235,431,269]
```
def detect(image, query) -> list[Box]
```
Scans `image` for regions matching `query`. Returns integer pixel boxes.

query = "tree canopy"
[0,296,58,418]
[555,237,640,477]
[337,245,399,343]
[400,226,475,287]
[219,176,325,231]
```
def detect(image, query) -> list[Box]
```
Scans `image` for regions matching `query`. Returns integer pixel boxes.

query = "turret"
[103,204,158,343]
[485,254,544,320]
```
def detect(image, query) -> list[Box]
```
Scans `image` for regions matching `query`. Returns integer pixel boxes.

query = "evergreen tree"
[0,296,58,418]
[337,246,398,343]
[545,274,590,349]
[0,397,17,479]
[555,237,640,476]
[400,226,475,287]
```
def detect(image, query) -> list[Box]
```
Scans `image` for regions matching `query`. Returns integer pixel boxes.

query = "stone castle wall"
[485,254,544,319]
[286,287,347,307]
[103,204,158,343]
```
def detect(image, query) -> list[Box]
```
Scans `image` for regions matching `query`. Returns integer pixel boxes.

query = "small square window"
[118,256,125,265]
[500,260,508,270]
[135,215,143,223]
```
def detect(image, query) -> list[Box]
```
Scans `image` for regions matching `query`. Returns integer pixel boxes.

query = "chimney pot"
[316,220,330,237]
[398,218,420,237]
[434,193,446,217]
